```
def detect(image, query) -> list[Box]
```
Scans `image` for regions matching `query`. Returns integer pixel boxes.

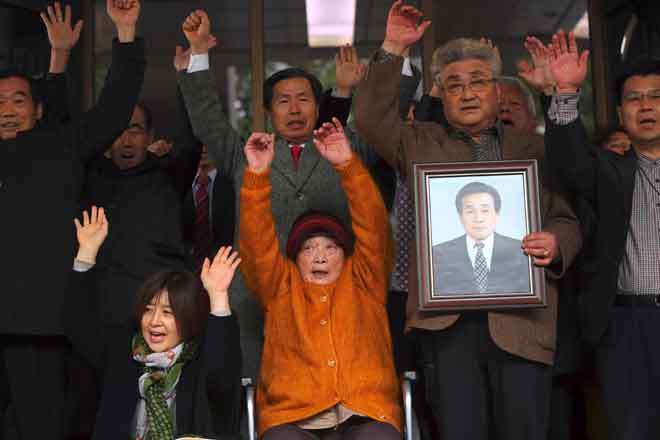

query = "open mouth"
[639,118,657,128]
[119,148,136,159]
[287,120,306,129]
[0,121,19,129]
[311,270,329,278]
[461,105,481,112]
[149,331,166,343]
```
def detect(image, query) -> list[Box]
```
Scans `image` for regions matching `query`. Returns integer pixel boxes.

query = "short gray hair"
[430,38,502,86]
[499,76,537,117]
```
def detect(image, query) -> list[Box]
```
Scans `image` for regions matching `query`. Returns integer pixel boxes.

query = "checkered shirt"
[549,93,660,295]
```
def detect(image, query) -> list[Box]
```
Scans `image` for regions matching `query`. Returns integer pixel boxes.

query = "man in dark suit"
[432,182,530,295]
[540,30,660,440]
[355,3,580,439]
[0,1,144,438]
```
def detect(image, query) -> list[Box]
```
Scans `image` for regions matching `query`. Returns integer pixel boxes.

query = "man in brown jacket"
[355,2,581,439]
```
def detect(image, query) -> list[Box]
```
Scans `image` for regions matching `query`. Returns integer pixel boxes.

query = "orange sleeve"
[238,168,292,307]
[336,155,394,304]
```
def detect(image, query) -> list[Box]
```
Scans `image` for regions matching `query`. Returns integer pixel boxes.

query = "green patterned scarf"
[132,333,198,440]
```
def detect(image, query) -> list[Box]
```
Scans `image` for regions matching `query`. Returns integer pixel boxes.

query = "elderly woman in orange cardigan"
[239,118,401,439]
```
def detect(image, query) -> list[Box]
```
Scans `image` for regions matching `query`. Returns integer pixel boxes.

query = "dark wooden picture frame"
[413,160,546,311]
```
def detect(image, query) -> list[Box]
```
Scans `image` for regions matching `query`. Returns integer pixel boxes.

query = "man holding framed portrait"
[355,2,581,439]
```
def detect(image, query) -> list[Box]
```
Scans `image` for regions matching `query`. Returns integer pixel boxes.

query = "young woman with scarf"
[66,206,242,440]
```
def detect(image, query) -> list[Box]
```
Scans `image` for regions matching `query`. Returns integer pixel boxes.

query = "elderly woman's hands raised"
[313,117,353,167]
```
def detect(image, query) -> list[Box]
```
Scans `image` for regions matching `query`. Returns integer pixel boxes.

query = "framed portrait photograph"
[413,160,546,311]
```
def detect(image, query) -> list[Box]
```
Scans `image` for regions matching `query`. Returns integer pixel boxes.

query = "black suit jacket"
[65,269,242,439]
[182,171,236,260]
[545,116,638,345]
[432,233,531,295]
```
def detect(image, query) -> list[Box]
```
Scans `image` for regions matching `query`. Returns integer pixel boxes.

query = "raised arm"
[355,1,430,177]
[314,119,393,302]
[38,2,83,125]
[176,10,244,177]
[316,46,362,128]
[41,2,83,75]
[65,207,110,371]
[239,133,292,306]
[523,31,597,204]
[72,0,145,163]
[200,247,242,400]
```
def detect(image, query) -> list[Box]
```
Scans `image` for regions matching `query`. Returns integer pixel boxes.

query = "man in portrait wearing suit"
[432,181,530,295]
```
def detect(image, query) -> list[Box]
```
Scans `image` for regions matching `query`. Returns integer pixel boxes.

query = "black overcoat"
[0,39,145,335]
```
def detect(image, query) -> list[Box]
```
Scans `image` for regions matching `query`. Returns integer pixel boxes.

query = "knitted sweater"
[239,155,401,435]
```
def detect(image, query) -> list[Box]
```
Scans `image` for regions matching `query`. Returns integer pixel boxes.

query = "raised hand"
[182,10,215,54]
[548,30,589,93]
[313,118,353,167]
[147,139,173,157]
[244,132,275,173]
[518,36,555,94]
[383,0,431,55]
[335,45,365,97]
[201,246,241,314]
[41,2,83,51]
[74,206,109,264]
[106,0,140,42]
[173,35,217,71]
[522,231,559,267]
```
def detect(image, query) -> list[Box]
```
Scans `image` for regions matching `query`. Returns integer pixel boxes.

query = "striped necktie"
[194,173,212,269]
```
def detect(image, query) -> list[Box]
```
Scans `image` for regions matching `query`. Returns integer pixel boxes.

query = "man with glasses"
[355,2,580,439]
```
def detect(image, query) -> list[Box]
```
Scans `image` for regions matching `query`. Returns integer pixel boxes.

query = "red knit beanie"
[286,211,353,260]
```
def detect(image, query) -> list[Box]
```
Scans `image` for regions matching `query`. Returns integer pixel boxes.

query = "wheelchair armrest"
[241,377,257,440]
[401,371,417,440]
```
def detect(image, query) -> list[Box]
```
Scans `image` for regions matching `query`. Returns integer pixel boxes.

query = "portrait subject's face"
[459,192,499,241]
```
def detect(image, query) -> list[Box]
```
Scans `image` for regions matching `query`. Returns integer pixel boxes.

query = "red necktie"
[194,173,212,269]
[290,144,303,169]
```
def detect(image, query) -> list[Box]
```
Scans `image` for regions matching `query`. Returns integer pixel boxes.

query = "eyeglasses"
[441,78,496,96]
[622,89,660,103]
